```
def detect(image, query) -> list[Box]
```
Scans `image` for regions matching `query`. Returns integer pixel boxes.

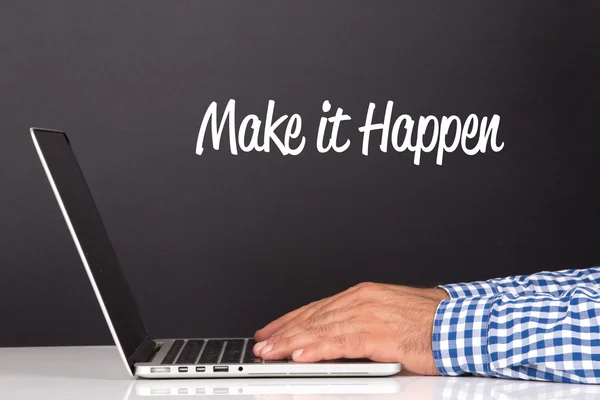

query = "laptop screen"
[31,129,148,368]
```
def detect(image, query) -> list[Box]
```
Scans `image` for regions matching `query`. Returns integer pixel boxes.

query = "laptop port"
[178,367,188,373]
[196,366,206,372]
[213,366,229,372]
[150,367,170,373]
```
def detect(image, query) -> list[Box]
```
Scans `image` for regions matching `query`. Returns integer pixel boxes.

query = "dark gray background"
[1,1,599,347]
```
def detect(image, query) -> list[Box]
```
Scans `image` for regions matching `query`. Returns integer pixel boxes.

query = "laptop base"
[135,338,401,379]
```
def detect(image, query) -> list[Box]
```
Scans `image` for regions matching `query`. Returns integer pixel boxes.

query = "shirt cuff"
[438,281,499,299]
[432,296,495,376]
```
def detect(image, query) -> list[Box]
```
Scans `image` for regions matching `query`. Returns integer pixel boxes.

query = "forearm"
[433,286,600,383]
[439,266,600,299]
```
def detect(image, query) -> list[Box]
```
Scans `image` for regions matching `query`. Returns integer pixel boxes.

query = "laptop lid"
[30,128,153,375]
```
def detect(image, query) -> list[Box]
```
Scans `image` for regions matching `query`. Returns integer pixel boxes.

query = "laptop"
[30,127,401,379]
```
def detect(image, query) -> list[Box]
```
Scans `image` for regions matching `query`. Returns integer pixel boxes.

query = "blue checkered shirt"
[433,266,600,383]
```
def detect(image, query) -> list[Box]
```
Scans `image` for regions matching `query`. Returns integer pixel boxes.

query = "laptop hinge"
[128,336,158,368]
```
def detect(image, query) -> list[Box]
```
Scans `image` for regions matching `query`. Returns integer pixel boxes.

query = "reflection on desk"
[0,346,598,400]
[130,376,600,400]
[132,377,401,397]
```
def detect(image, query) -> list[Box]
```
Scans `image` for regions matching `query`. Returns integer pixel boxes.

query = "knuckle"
[275,336,295,351]
[351,333,370,348]
[301,319,314,330]
[338,319,356,332]
[272,325,289,336]
[267,334,281,344]
[312,324,331,337]
[307,300,321,309]
[358,282,380,293]
[320,310,337,323]
[360,300,379,310]
[278,337,293,349]
[353,282,371,291]
[355,333,369,347]
[334,335,348,347]
[348,335,362,351]
[353,333,371,351]
[357,333,375,357]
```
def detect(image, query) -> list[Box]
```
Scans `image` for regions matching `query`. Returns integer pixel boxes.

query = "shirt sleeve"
[438,266,600,299]
[432,286,600,383]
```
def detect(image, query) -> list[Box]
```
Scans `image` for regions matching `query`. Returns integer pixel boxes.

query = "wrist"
[421,287,450,301]
[430,288,450,301]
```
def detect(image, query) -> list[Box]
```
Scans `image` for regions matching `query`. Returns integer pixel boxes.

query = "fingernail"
[292,349,304,359]
[261,344,273,355]
[254,341,267,353]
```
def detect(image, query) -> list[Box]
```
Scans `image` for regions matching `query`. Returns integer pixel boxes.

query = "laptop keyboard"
[161,338,276,365]
[161,340,184,364]
[176,340,204,364]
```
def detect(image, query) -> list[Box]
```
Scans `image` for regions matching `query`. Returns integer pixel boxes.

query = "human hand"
[253,283,449,375]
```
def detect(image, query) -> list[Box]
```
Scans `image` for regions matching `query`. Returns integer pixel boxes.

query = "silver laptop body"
[30,127,401,379]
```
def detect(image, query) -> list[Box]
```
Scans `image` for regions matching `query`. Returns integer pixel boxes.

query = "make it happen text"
[196,99,504,165]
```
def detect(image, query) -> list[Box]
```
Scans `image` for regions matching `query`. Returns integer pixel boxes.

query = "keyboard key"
[198,340,225,364]
[243,339,262,363]
[220,339,245,364]
[176,340,205,364]
[161,340,184,365]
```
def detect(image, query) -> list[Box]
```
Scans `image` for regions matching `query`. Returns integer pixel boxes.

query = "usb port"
[196,366,206,372]
[213,366,229,373]
[178,367,188,373]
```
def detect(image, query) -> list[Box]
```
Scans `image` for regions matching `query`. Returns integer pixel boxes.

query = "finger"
[267,307,359,345]
[254,301,317,343]
[258,283,383,348]
[261,319,362,360]
[267,301,328,337]
[269,284,373,337]
[291,333,374,363]
[267,294,351,338]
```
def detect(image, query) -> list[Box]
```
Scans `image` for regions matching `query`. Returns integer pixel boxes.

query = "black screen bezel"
[31,128,149,372]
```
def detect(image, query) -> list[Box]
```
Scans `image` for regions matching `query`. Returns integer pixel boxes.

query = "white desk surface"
[0,346,598,399]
